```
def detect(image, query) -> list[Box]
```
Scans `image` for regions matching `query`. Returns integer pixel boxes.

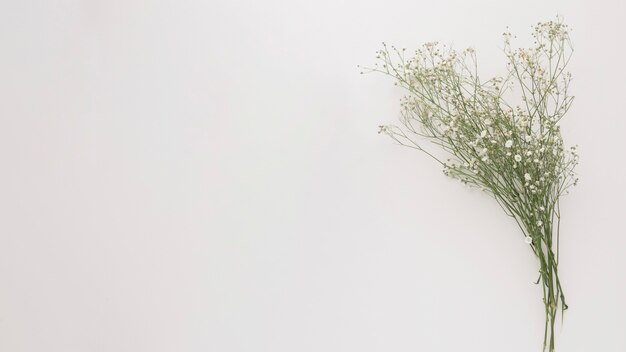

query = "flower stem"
[536,234,565,352]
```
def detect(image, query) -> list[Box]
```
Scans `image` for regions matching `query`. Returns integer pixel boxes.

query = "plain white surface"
[1,0,625,351]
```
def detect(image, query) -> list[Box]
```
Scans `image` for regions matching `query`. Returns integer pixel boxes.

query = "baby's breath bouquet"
[361,19,578,351]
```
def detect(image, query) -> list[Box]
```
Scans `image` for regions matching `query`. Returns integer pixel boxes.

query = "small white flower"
[524,173,532,181]
[514,154,522,162]
[537,220,543,226]
[539,206,545,211]
[505,140,513,148]
[506,152,512,156]
[525,236,533,244]
[480,130,487,138]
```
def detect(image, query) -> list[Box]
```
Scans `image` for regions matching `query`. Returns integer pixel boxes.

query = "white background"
[1,0,625,351]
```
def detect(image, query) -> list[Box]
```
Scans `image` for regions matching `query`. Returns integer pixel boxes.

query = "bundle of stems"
[360,19,578,351]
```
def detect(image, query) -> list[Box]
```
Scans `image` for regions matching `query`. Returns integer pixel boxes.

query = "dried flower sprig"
[360,19,577,351]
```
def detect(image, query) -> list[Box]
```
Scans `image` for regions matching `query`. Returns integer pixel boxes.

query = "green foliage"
[362,18,577,352]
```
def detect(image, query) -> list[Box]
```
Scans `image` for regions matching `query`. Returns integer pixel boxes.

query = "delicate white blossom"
[368,19,577,350]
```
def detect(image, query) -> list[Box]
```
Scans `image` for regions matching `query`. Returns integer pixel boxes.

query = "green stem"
[536,233,564,352]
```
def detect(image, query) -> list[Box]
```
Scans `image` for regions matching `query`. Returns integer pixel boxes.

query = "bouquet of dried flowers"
[360,19,578,351]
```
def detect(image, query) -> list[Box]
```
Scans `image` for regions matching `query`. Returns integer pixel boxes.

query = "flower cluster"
[364,18,577,352]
